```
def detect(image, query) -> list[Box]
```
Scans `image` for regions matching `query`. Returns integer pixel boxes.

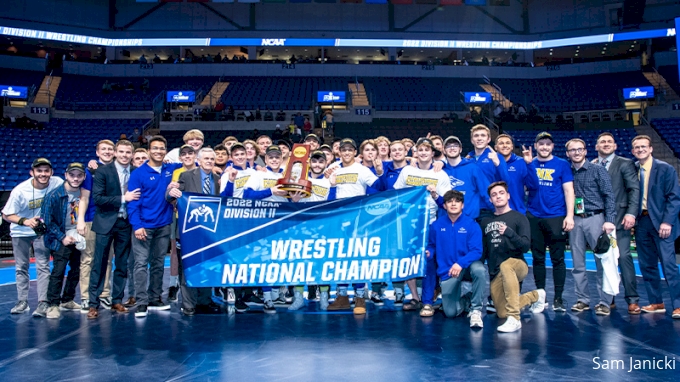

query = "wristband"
[18,218,26,226]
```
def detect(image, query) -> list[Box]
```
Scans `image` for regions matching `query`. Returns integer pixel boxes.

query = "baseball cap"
[339,138,357,150]
[305,133,322,145]
[229,142,246,153]
[311,150,326,159]
[416,138,442,157]
[65,162,86,174]
[319,144,332,152]
[443,136,462,147]
[32,158,52,169]
[535,132,554,143]
[277,139,292,150]
[180,144,195,153]
[593,232,611,254]
[266,145,282,155]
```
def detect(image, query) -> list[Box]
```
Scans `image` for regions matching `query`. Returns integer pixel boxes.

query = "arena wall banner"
[177,188,429,287]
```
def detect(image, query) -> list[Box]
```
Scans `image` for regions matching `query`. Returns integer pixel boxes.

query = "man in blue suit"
[632,135,680,319]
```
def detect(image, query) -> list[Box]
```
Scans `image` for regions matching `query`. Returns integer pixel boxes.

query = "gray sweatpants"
[13,236,51,302]
[132,225,171,306]
[570,213,613,306]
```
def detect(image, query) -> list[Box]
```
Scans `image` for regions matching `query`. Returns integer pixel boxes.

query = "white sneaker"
[46,306,61,319]
[227,288,236,304]
[469,310,483,328]
[60,300,82,311]
[530,289,546,314]
[497,316,522,332]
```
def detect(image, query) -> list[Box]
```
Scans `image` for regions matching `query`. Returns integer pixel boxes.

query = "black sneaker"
[553,298,566,313]
[235,299,249,313]
[135,305,148,318]
[394,294,405,306]
[307,286,318,301]
[263,300,277,314]
[168,286,179,302]
[272,296,288,305]
[486,296,496,313]
[243,293,264,306]
[181,307,195,316]
[148,299,170,311]
[370,293,384,306]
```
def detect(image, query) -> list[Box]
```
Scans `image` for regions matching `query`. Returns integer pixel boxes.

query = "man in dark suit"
[631,135,680,319]
[86,140,140,319]
[167,148,222,316]
[593,133,640,314]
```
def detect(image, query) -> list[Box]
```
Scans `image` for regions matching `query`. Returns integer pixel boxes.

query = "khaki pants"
[489,258,538,320]
[79,222,112,301]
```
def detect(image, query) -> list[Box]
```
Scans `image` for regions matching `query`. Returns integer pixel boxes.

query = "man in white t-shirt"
[393,138,451,312]
[164,129,204,163]
[326,138,380,315]
[2,158,63,316]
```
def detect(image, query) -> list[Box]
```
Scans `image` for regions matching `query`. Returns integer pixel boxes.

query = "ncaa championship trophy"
[277,143,313,197]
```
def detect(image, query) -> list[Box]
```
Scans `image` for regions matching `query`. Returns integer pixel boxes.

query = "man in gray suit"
[167,148,222,316]
[593,133,640,314]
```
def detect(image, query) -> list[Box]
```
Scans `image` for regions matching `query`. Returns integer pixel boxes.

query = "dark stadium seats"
[362,77,483,112]
[0,69,45,90]
[657,66,680,96]
[651,118,680,158]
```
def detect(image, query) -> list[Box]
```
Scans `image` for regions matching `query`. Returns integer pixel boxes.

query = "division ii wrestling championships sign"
[177,188,429,287]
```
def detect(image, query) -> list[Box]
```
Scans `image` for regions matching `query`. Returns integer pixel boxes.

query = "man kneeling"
[420,190,485,328]
[481,182,546,333]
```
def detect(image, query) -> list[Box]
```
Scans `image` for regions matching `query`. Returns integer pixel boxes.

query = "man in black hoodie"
[480,181,545,333]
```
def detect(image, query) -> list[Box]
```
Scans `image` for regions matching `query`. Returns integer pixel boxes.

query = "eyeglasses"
[445,144,460,150]
[567,148,585,154]
[633,145,650,150]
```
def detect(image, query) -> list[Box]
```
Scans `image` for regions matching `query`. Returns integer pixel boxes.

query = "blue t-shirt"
[527,156,573,218]
[82,170,96,222]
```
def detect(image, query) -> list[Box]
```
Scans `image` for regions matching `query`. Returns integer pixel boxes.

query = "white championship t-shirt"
[302,176,333,203]
[220,167,256,199]
[2,176,64,237]
[243,169,286,202]
[393,165,451,223]
[330,162,378,199]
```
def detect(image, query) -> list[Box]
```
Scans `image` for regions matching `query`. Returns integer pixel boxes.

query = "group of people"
[3,125,680,333]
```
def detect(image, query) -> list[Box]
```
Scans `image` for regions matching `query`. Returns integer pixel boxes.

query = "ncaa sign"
[182,196,222,234]
[262,39,286,46]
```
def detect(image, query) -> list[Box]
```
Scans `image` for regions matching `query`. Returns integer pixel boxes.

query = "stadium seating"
[493,72,652,113]
[0,69,45,90]
[363,77,484,112]
[54,76,216,111]
[220,77,350,111]
[657,66,680,96]
[0,119,150,191]
[651,118,680,158]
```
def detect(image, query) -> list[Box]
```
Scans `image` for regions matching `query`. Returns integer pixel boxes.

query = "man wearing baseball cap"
[304,134,322,151]
[527,132,575,313]
[41,163,88,319]
[441,135,491,220]
[2,158,63,316]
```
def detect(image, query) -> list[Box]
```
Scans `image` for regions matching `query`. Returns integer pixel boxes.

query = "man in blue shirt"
[468,125,509,194]
[442,136,490,220]
[420,190,485,329]
[494,134,539,214]
[527,132,575,313]
[127,136,182,318]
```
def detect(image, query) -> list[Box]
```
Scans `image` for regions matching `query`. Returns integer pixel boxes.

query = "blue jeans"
[423,260,485,317]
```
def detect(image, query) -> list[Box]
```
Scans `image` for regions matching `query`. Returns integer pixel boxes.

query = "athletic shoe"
[148,299,170,311]
[10,300,29,314]
[81,299,89,314]
[497,316,522,333]
[100,297,112,309]
[469,310,483,328]
[307,285,318,301]
[552,298,566,313]
[319,291,329,311]
[235,299,249,313]
[402,300,423,311]
[571,301,590,312]
[243,294,264,306]
[327,295,351,311]
[181,307,195,316]
[263,300,277,314]
[168,286,179,302]
[32,301,49,318]
[281,286,293,304]
[530,289,546,314]
[486,296,496,313]
[60,300,82,311]
[353,297,366,315]
[226,288,236,304]
[370,293,384,306]
[272,296,288,306]
[46,306,61,319]
[594,303,611,316]
[135,305,148,318]
[394,293,404,307]
[288,291,305,311]
[672,308,680,319]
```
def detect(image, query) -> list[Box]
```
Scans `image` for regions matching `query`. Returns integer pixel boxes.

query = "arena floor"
[0,260,678,381]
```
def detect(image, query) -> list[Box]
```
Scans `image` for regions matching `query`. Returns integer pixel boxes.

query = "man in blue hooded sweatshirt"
[468,125,509,191]
[441,136,491,220]
[420,190,485,328]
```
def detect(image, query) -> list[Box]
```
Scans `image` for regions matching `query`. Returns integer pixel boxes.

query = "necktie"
[203,175,211,195]
[639,166,645,212]
[601,159,607,167]
[120,168,130,219]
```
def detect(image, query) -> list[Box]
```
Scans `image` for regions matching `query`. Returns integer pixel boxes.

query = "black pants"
[615,228,639,305]
[89,218,132,308]
[47,244,81,306]
[527,213,567,299]
[177,247,212,310]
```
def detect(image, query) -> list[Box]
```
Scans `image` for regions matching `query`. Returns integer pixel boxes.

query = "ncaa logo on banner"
[183,196,222,233]
[364,197,391,216]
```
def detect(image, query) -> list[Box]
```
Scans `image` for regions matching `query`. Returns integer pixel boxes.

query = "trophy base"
[277,179,313,197]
